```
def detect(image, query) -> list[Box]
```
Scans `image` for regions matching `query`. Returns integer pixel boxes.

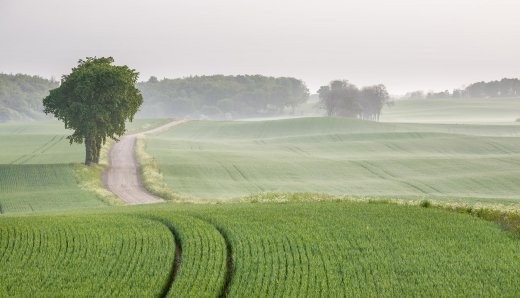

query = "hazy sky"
[1,0,519,94]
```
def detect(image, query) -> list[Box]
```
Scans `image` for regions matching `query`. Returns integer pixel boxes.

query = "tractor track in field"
[140,216,183,298]
[217,226,234,298]
[105,119,235,297]
[189,214,234,298]
[103,120,186,204]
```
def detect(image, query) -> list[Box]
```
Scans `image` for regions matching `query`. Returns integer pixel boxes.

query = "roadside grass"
[73,163,123,206]
[135,136,191,202]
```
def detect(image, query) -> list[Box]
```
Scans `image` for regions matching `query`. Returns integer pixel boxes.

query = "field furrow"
[139,212,228,297]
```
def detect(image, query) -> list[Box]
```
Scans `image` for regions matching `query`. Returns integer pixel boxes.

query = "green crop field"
[381,97,520,124]
[1,201,520,297]
[144,117,520,206]
[0,214,174,296]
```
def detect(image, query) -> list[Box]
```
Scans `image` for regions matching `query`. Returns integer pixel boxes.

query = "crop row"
[0,214,174,297]
[184,202,520,297]
[2,201,520,296]
[141,212,228,297]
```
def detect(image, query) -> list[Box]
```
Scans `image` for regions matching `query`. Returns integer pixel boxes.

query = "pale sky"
[1,0,519,94]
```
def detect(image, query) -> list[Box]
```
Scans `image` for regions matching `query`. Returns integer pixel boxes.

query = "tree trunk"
[94,138,101,164]
[85,136,93,165]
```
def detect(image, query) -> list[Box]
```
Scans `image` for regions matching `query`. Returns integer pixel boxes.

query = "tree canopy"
[43,57,143,165]
[318,80,388,120]
[405,78,520,99]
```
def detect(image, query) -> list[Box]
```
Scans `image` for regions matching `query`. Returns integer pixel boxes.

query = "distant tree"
[405,90,425,100]
[452,89,464,98]
[318,80,361,117]
[43,57,143,165]
[148,76,159,83]
[359,85,389,121]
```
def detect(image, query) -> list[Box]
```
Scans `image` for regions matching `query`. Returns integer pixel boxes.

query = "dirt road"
[104,120,186,204]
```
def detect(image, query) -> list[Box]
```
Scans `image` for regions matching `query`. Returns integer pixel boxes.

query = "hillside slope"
[145,117,520,205]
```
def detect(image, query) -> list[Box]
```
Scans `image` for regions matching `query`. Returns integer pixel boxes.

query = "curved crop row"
[0,214,175,297]
[142,212,228,298]
[185,201,520,297]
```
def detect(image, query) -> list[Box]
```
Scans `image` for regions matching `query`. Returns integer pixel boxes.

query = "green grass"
[381,97,520,123]
[3,116,520,296]
[144,117,520,206]
[2,201,520,296]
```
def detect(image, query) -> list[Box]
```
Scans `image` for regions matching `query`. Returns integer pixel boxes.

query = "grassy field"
[381,97,520,123]
[1,201,520,297]
[144,117,520,206]
[1,114,520,296]
[0,119,167,214]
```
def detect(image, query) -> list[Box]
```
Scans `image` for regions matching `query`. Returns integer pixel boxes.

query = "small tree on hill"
[43,57,143,165]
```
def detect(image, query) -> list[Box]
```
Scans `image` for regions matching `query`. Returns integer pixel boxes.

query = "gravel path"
[104,120,186,204]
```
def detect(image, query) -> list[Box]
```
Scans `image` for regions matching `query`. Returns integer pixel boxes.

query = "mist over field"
[2,1,520,297]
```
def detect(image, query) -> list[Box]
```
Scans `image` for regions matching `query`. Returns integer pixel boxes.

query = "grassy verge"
[73,163,123,206]
[428,201,520,236]
[135,136,193,202]
[72,139,124,206]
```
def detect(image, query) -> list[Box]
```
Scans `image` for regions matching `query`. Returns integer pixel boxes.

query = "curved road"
[104,120,186,204]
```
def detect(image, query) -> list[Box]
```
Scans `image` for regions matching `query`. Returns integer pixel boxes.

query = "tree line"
[405,78,520,99]
[0,74,58,122]
[137,75,309,119]
[317,80,389,120]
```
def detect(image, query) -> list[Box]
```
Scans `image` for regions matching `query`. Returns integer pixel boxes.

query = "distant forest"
[1,74,519,122]
[405,78,520,99]
[137,75,309,119]
[0,74,58,122]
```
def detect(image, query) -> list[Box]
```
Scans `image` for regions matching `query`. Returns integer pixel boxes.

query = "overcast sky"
[1,0,519,94]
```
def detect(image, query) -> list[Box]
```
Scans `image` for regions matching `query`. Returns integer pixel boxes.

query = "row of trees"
[317,80,389,120]
[0,74,58,122]
[405,78,520,99]
[137,75,309,119]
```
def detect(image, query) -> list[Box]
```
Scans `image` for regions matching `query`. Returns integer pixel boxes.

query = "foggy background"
[1,0,519,94]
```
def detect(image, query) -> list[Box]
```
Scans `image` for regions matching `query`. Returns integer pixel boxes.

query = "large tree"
[43,57,143,165]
